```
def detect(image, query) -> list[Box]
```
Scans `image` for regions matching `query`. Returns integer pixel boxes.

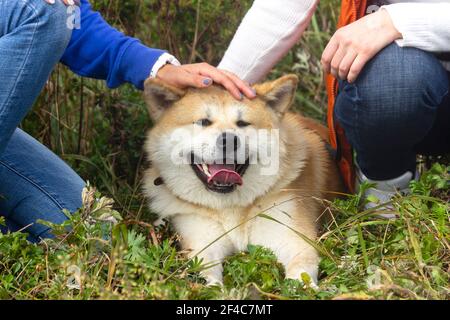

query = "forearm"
[218,0,319,84]
[382,3,450,52]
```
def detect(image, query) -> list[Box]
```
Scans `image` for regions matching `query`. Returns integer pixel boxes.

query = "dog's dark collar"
[154,177,164,186]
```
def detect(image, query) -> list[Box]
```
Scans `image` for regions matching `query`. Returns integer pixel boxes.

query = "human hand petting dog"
[321,9,402,83]
[156,63,256,101]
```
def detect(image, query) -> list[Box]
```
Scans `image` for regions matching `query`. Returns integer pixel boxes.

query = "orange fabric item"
[326,0,367,193]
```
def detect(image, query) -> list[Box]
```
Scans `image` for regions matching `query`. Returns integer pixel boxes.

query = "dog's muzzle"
[190,132,249,194]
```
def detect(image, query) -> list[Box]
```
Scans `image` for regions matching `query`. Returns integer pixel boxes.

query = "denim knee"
[20,0,73,55]
[335,43,449,143]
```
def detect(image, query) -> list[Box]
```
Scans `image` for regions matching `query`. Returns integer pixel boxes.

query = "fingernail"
[250,88,257,97]
[48,0,55,4]
[203,78,212,86]
[68,0,75,5]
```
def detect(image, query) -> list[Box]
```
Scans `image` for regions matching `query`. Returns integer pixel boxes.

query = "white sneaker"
[356,168,414,219]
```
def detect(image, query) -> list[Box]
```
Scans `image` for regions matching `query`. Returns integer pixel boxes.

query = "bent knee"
[355,44,448,108]
[21,0,73,52]
[337,44,449,125]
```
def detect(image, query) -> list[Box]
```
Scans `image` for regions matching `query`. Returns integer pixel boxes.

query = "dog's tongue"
[207,164,243,186]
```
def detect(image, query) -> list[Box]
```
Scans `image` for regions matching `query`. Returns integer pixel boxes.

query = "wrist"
[149,53,181,79]
[156,63,176,80]
[379,8,402,41]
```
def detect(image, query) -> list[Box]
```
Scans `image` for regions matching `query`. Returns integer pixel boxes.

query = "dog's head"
[144,74,301,209]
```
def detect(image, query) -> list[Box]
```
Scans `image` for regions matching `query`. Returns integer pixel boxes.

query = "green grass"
[0,164,448,300]
[1,0,448,300]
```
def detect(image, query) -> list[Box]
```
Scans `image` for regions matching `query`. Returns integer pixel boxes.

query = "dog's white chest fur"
[216,208,250,252]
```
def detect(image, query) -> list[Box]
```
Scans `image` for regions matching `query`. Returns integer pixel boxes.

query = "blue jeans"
[0,0,84,241]
[335,43,450,180]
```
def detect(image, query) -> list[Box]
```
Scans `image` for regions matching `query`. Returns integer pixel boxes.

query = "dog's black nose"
[216,132,240,151]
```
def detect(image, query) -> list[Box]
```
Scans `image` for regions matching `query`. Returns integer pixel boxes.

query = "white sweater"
[218,0,450,83]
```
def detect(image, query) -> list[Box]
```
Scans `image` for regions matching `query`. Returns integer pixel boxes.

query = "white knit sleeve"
[382,3,450,52]
[218,0,319,84]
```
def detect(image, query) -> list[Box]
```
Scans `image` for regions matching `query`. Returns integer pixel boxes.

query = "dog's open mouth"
[190,156,250,194]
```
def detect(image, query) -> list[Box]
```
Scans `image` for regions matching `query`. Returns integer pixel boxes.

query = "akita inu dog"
[143,75,343,285]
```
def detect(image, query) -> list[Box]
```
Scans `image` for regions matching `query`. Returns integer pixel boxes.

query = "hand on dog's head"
[143,74,298,121]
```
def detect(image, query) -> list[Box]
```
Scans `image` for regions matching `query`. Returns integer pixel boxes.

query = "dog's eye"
[236,120,251,128]
[195,118,212,127]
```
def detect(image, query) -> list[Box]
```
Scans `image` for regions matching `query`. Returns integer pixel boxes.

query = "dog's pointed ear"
[254,75,298,115]
[144,78,186,121]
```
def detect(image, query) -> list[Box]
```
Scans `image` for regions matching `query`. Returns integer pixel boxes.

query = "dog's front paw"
[205,276,223,287]
[202,271,223,287]
[200,265,224,287]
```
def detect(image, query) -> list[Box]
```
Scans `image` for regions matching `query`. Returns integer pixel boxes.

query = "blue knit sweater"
[61,0,166,90]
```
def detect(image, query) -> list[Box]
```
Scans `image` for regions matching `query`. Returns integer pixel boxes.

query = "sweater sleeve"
[60,0,170,90]
[382,3,450,52]
[218,0,319,84]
